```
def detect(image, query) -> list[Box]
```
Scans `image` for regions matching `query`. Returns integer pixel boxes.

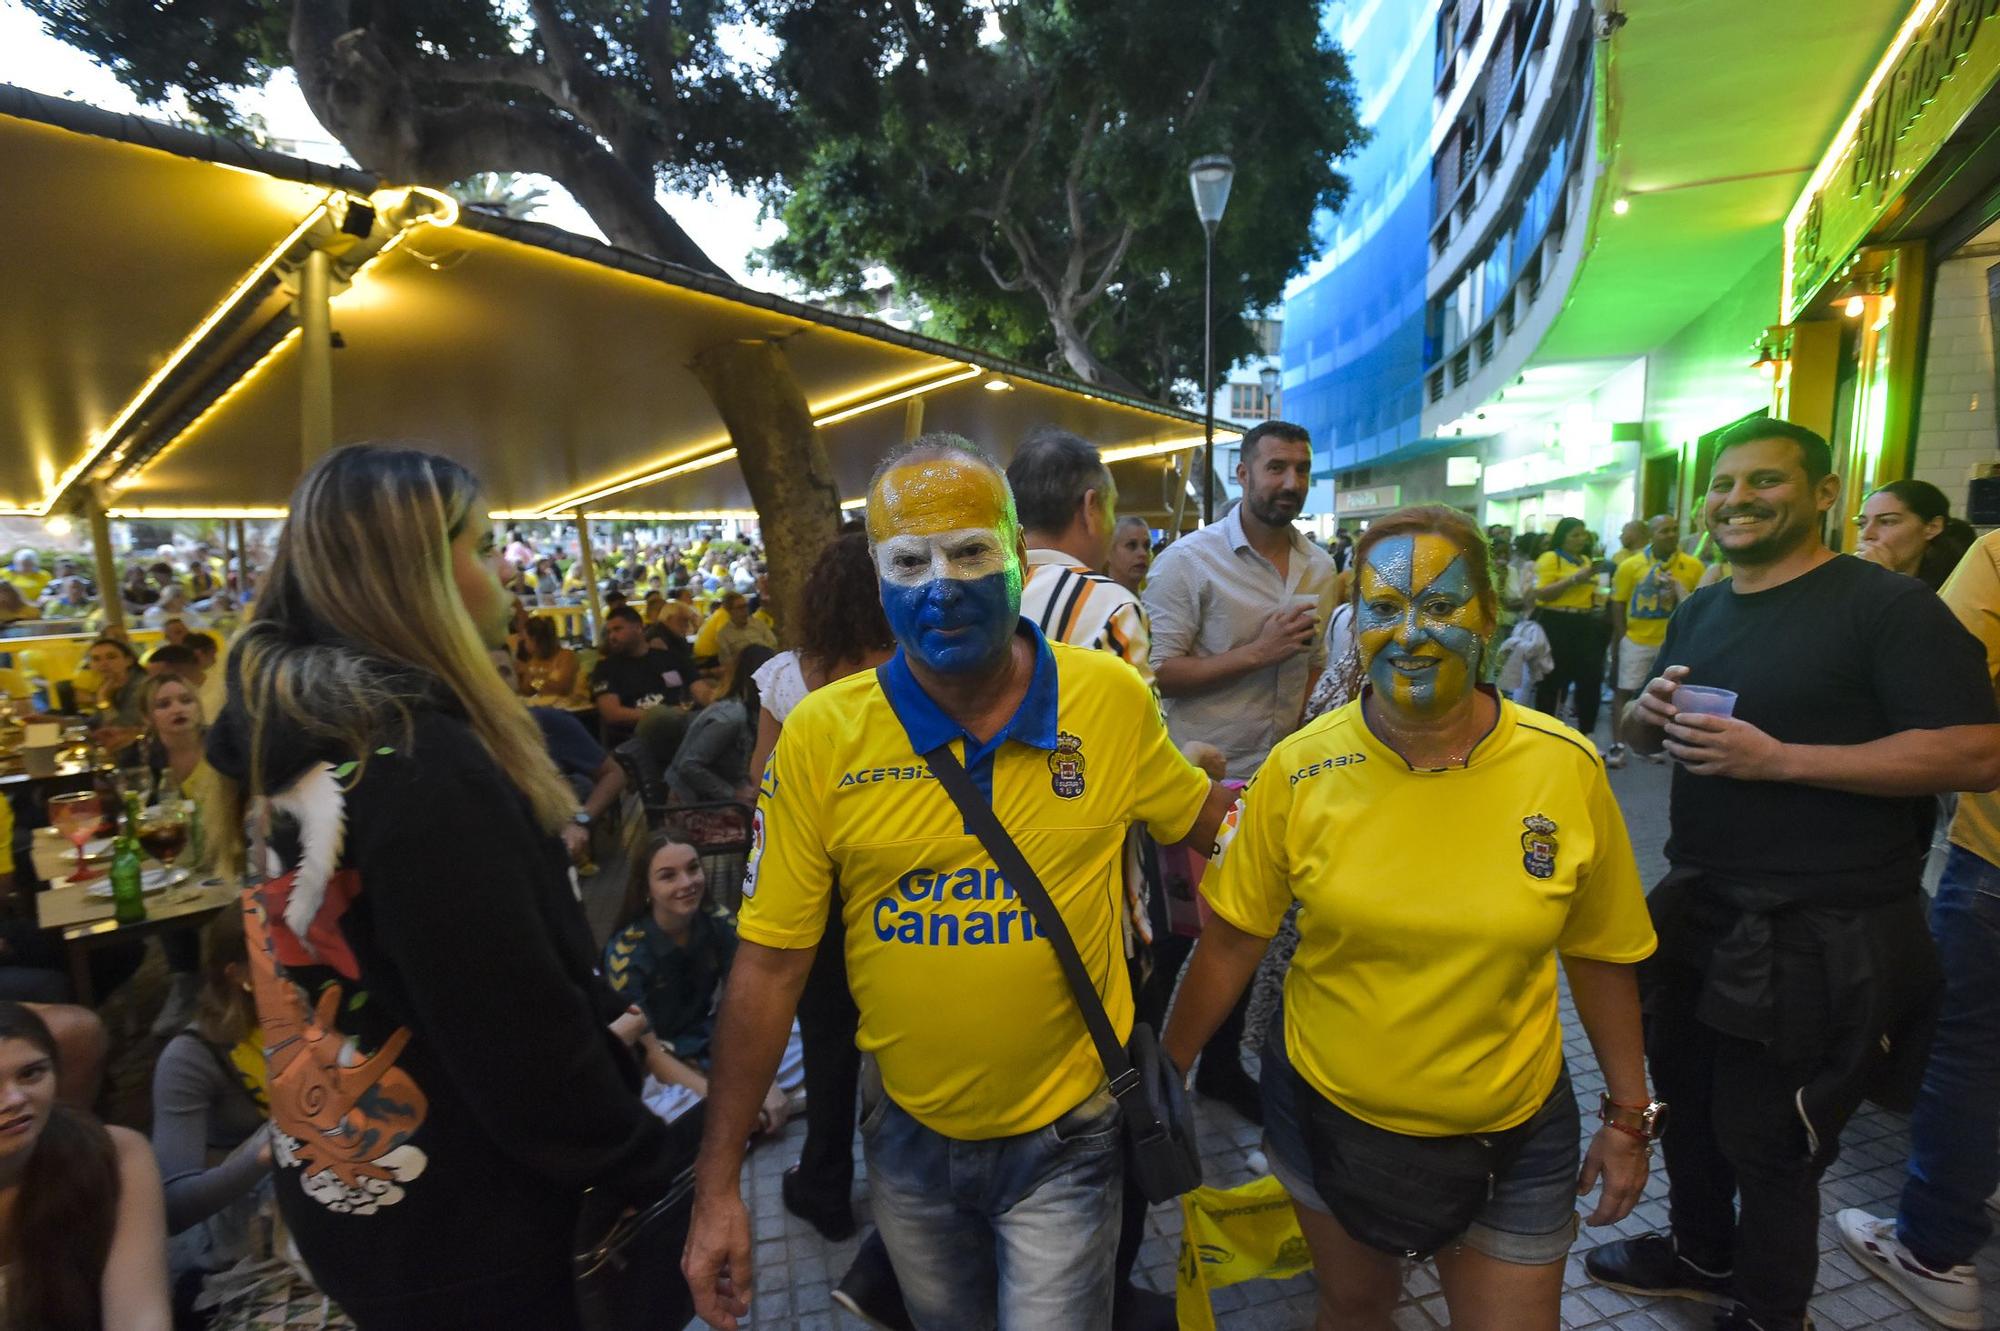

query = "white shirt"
[1143,507,1335,779]
[752,651,810,724]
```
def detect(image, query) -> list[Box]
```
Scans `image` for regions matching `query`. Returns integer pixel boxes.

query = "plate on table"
[84,866,189,899]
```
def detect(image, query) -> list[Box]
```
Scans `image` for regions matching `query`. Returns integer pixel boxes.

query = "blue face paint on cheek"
[882,571,1019,674]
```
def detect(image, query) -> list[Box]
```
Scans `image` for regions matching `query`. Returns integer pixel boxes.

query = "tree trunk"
[688,340,843,646]
[288,0,725,275]
[1045,299,1148,397]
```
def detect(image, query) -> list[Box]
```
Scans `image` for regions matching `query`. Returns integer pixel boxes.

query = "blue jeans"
[861,1072,1123,1331]
[1899,844,2000,1268]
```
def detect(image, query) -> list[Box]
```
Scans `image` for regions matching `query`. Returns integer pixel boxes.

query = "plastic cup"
[1673,684,1738,717]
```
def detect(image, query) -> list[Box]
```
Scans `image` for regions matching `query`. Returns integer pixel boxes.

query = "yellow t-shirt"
[1945,531,2000,867]
[1534,550,1598,611]
[1611,550,1705,647]
[692,607,729,660]
[0,794,12,879]
[1202,696,1655,1136]
[739,632,1210,1139]
[3,570,48,604]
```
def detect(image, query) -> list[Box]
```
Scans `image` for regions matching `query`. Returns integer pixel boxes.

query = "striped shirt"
[1019,549,1155,690]
[1020,548,1160,950]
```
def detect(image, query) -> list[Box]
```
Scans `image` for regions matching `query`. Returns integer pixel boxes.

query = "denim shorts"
[1261,1032,1582,1265]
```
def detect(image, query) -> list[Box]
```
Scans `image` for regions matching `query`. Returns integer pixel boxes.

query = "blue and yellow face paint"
[1355,532,1488,714]
[867,454,1024,675]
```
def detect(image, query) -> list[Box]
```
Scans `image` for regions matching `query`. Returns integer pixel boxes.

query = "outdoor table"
[29,828,234,1005]
[0,756,92,789]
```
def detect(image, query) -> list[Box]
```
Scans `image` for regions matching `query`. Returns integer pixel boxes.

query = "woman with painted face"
[1163,505,1657,1331]
[1531,517,1614,746]
[1856,479,1976,592]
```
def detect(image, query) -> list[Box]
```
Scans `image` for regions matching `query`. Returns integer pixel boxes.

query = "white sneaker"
[1605,744,1628,770]
[1835,1208,1982,1330]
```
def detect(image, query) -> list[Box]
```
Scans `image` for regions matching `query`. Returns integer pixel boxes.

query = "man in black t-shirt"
[1586,419,2000,1331]
[590,606,694,785]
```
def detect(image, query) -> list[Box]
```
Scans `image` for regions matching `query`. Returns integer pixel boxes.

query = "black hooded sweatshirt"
[206,673,684,1325]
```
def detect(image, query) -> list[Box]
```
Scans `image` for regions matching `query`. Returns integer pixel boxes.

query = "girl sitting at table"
[152,910,275,1324]
[603,824,801,1131]
[0,1001,171,1330]
[512,615,578,700]
[136,672,231,1036]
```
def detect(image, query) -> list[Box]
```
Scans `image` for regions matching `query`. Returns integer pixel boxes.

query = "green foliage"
[26,0,291,127]
[21,0,795,227]
[759,0,1360,398]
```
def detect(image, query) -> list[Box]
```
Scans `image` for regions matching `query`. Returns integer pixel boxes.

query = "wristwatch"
[1599,1093,1668,1141]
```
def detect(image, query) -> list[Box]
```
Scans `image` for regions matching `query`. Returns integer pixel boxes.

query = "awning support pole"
[231,519,248,606]
[83,484,125,639]
[299,249,334,463]
[1169,447,1196,540]
[903,397,925,442]
[574,512,603,644]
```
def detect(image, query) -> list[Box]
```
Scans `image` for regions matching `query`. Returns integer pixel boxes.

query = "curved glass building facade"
[1279,1,1438,486]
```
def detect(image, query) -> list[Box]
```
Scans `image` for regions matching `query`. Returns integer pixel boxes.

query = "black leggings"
[1534,610,1608,738]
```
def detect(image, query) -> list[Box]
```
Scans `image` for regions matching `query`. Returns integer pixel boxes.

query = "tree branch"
[979,246,1032,294]
[1076,223,1135,307]
[288,1,724,277]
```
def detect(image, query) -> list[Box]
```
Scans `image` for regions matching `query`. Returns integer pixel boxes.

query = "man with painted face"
[1164,504,1657,1330]
[1591,419,2000,1331]
[684,436,1236,1331]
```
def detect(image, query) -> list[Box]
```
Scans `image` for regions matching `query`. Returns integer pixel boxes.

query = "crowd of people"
[1,414,1997,1331]
[0,542,254,636]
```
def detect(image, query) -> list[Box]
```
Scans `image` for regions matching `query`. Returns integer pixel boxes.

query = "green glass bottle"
[110,793,146,925]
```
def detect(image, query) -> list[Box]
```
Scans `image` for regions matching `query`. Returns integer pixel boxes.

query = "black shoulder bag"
[923,743,1202,1204]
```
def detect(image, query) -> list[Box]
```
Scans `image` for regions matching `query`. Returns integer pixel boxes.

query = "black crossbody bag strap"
[921,743,1158,1133]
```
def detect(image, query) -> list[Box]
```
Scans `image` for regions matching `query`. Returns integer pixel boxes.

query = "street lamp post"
[1259,363,1281,418]
[1188,154,1235,527]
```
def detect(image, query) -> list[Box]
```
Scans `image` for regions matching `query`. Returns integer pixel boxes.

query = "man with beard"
[683,436,1234,1331]
[1142,420,1334,1121]
[1587,419,2000,1331]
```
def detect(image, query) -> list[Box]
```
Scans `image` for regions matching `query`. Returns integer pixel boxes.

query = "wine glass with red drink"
[48,792,104,884]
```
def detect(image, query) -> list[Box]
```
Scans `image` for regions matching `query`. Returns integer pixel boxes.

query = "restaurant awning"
[0,85,1227,525]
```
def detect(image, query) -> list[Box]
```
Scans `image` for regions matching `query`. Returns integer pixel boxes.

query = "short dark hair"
[147,643,198,668]
[1713,417,1832,484]
[87,636,138,664]
[605,605,643,627]
[1006,428,1112,534]
[1239,420,1311,466]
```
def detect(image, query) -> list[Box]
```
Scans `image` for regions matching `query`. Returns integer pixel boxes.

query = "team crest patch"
[1048,731,1087,799]
[1520,814,1558,880]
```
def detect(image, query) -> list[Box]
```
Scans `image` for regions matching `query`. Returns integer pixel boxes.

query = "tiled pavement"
[726,751,2000,1329]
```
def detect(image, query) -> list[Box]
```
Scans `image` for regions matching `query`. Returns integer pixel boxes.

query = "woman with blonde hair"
[204,445,686,1330]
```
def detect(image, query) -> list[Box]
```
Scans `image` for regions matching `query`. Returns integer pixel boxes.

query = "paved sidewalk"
[729,751,1998,1329]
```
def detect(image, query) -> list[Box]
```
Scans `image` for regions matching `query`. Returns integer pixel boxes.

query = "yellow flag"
[1175,1174,1313,1331]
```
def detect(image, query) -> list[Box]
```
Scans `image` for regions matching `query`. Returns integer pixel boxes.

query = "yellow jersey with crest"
[1203,694,1655,1136]
[738,624,1210,1139]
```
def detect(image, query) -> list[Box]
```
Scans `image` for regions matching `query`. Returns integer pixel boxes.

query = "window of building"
[1229,383,1273,418]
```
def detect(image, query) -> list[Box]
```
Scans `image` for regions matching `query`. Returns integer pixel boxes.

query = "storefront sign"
[1785,0,2000,320]
[1446,456,1484,486]
[1336,485,1401,515]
